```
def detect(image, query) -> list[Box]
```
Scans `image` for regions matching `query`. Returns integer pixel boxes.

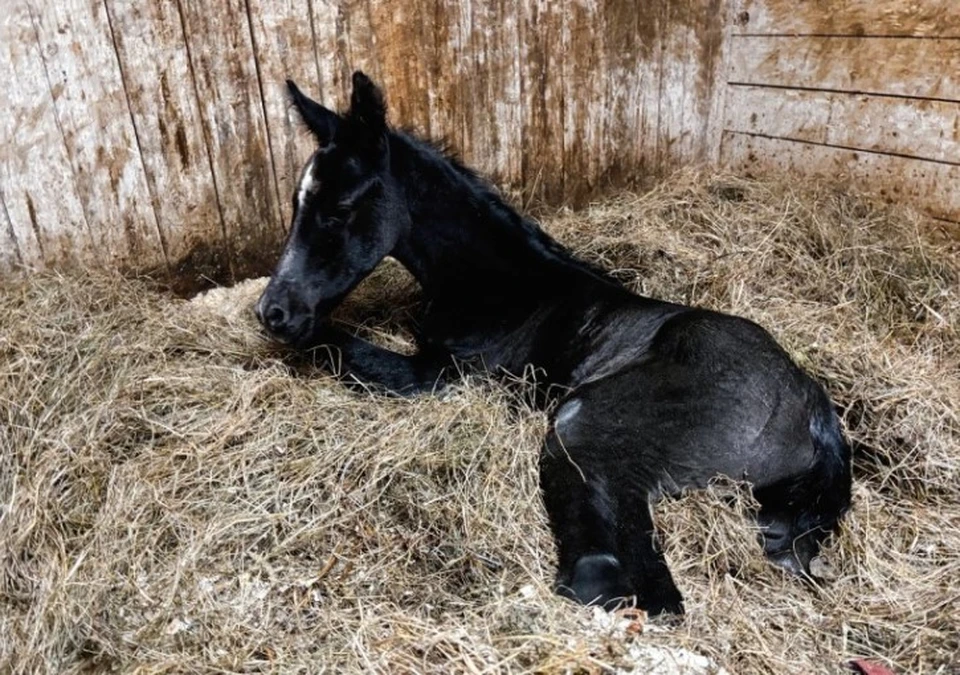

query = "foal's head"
[256,71,405,345]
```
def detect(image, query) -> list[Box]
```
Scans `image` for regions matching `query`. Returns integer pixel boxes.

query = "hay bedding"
[1,170,958,674]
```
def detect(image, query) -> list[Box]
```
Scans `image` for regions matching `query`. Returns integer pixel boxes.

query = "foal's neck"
[388,133,590,299]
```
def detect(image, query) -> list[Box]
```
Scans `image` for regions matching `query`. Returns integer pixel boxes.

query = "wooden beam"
[725,86,960,164]
[734,0,960,38]
[729,36,960,102]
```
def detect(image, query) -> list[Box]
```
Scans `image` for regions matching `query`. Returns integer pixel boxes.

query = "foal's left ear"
[347,70,387,140]
[287,80,339,146]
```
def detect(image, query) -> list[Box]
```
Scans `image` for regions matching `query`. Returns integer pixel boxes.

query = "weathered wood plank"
[177,0,284,278]
[0,184,22,274]
[656,1,693,174]
[636,0,727,179]
[721,131,960,222]
[460,0,522,184]
[0,0,91,268]
[308,0,349,110]
[28,0,165,267]
[522,0,565,203]
[725,86,960,164]
[729,35,960,101]
[339,0,382,87]
[368,0,433,137]
[246,0,320,227]
[103,0,225,266]
[419,0,462,153]
[734,0,960,38]
[598,0,642,189]
[564,0,604,203]
[635,0,664,177]
[704,0,735,165]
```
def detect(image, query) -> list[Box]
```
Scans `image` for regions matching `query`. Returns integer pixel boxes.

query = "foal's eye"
[314,229,341,251]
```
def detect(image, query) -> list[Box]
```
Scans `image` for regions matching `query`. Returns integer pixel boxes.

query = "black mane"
[391,128,621,288]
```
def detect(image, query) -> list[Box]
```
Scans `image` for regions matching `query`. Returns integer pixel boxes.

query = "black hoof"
[557,553,632,608]
[639,584,685,617]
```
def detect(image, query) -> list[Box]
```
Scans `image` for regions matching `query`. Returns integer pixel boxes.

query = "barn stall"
[1,1,958,673]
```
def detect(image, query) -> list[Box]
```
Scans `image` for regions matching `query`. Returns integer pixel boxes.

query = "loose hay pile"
[1,170,958,673]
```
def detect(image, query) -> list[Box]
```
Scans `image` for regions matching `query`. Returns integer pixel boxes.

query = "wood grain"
[176,0,284,278]
[734,0,960,38]
[725,86,960,164]
[0,184,21,274]
[246,0,320,227]
[28,0,164,267]
[103,0,225,265]
[522,0,566,203]
[0,0,92,269]
[721,131,960,223]
[729,35,960,102]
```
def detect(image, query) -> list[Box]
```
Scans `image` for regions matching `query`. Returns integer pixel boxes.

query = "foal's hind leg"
[540,426,683,615]
[754,406,852,577]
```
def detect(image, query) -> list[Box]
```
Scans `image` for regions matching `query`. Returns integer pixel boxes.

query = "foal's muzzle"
[255,292,312,345]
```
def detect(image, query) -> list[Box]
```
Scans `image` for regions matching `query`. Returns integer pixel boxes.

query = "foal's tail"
[755,391,852,575]
[808,395,853,519]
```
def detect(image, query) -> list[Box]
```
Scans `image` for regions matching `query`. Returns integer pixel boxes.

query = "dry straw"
[1,170,957,673]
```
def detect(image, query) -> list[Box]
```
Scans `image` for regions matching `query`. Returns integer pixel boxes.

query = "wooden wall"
[0,0,727,280]
[719,0,960,226]
[2,0,957,281]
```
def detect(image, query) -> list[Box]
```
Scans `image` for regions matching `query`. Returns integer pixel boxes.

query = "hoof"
[557,554,632,609]
[639,585,685,617]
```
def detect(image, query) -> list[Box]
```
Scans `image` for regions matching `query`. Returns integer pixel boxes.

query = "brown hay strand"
[1,170,957,673]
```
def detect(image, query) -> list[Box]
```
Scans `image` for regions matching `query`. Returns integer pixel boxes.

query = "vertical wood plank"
[421,0,462,149]
[246,0,321,226]
[103,0,226,266]
[563,0,604,204]
[704,0,734,165]
[28,0,165,267]
[522,0,565,203]
[0,0,91,268]
[176,0,284,279]
[308,0,349,110]
[600,0,643,190]
[657,0,689,175]
[635,0,664,178]
[0,184,23,274]
[339,0,382,86]
[368,0,433,136]
[458,0,522,183]
[454,0,475,165]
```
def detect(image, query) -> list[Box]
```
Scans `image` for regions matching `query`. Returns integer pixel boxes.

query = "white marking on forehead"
[297,153,320,208]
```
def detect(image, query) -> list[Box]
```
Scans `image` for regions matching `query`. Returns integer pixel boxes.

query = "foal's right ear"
[287,80,339,146]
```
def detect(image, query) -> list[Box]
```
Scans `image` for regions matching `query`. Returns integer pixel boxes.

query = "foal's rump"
[559,308,841,497]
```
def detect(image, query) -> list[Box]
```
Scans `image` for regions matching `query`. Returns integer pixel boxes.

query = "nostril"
[265,305,288,331]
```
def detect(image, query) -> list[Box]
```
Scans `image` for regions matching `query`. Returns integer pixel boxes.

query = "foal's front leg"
[308,323,455,395]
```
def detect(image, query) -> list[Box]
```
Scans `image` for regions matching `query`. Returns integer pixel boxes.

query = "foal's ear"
[347,70,387,139]
[287,80,338,146]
